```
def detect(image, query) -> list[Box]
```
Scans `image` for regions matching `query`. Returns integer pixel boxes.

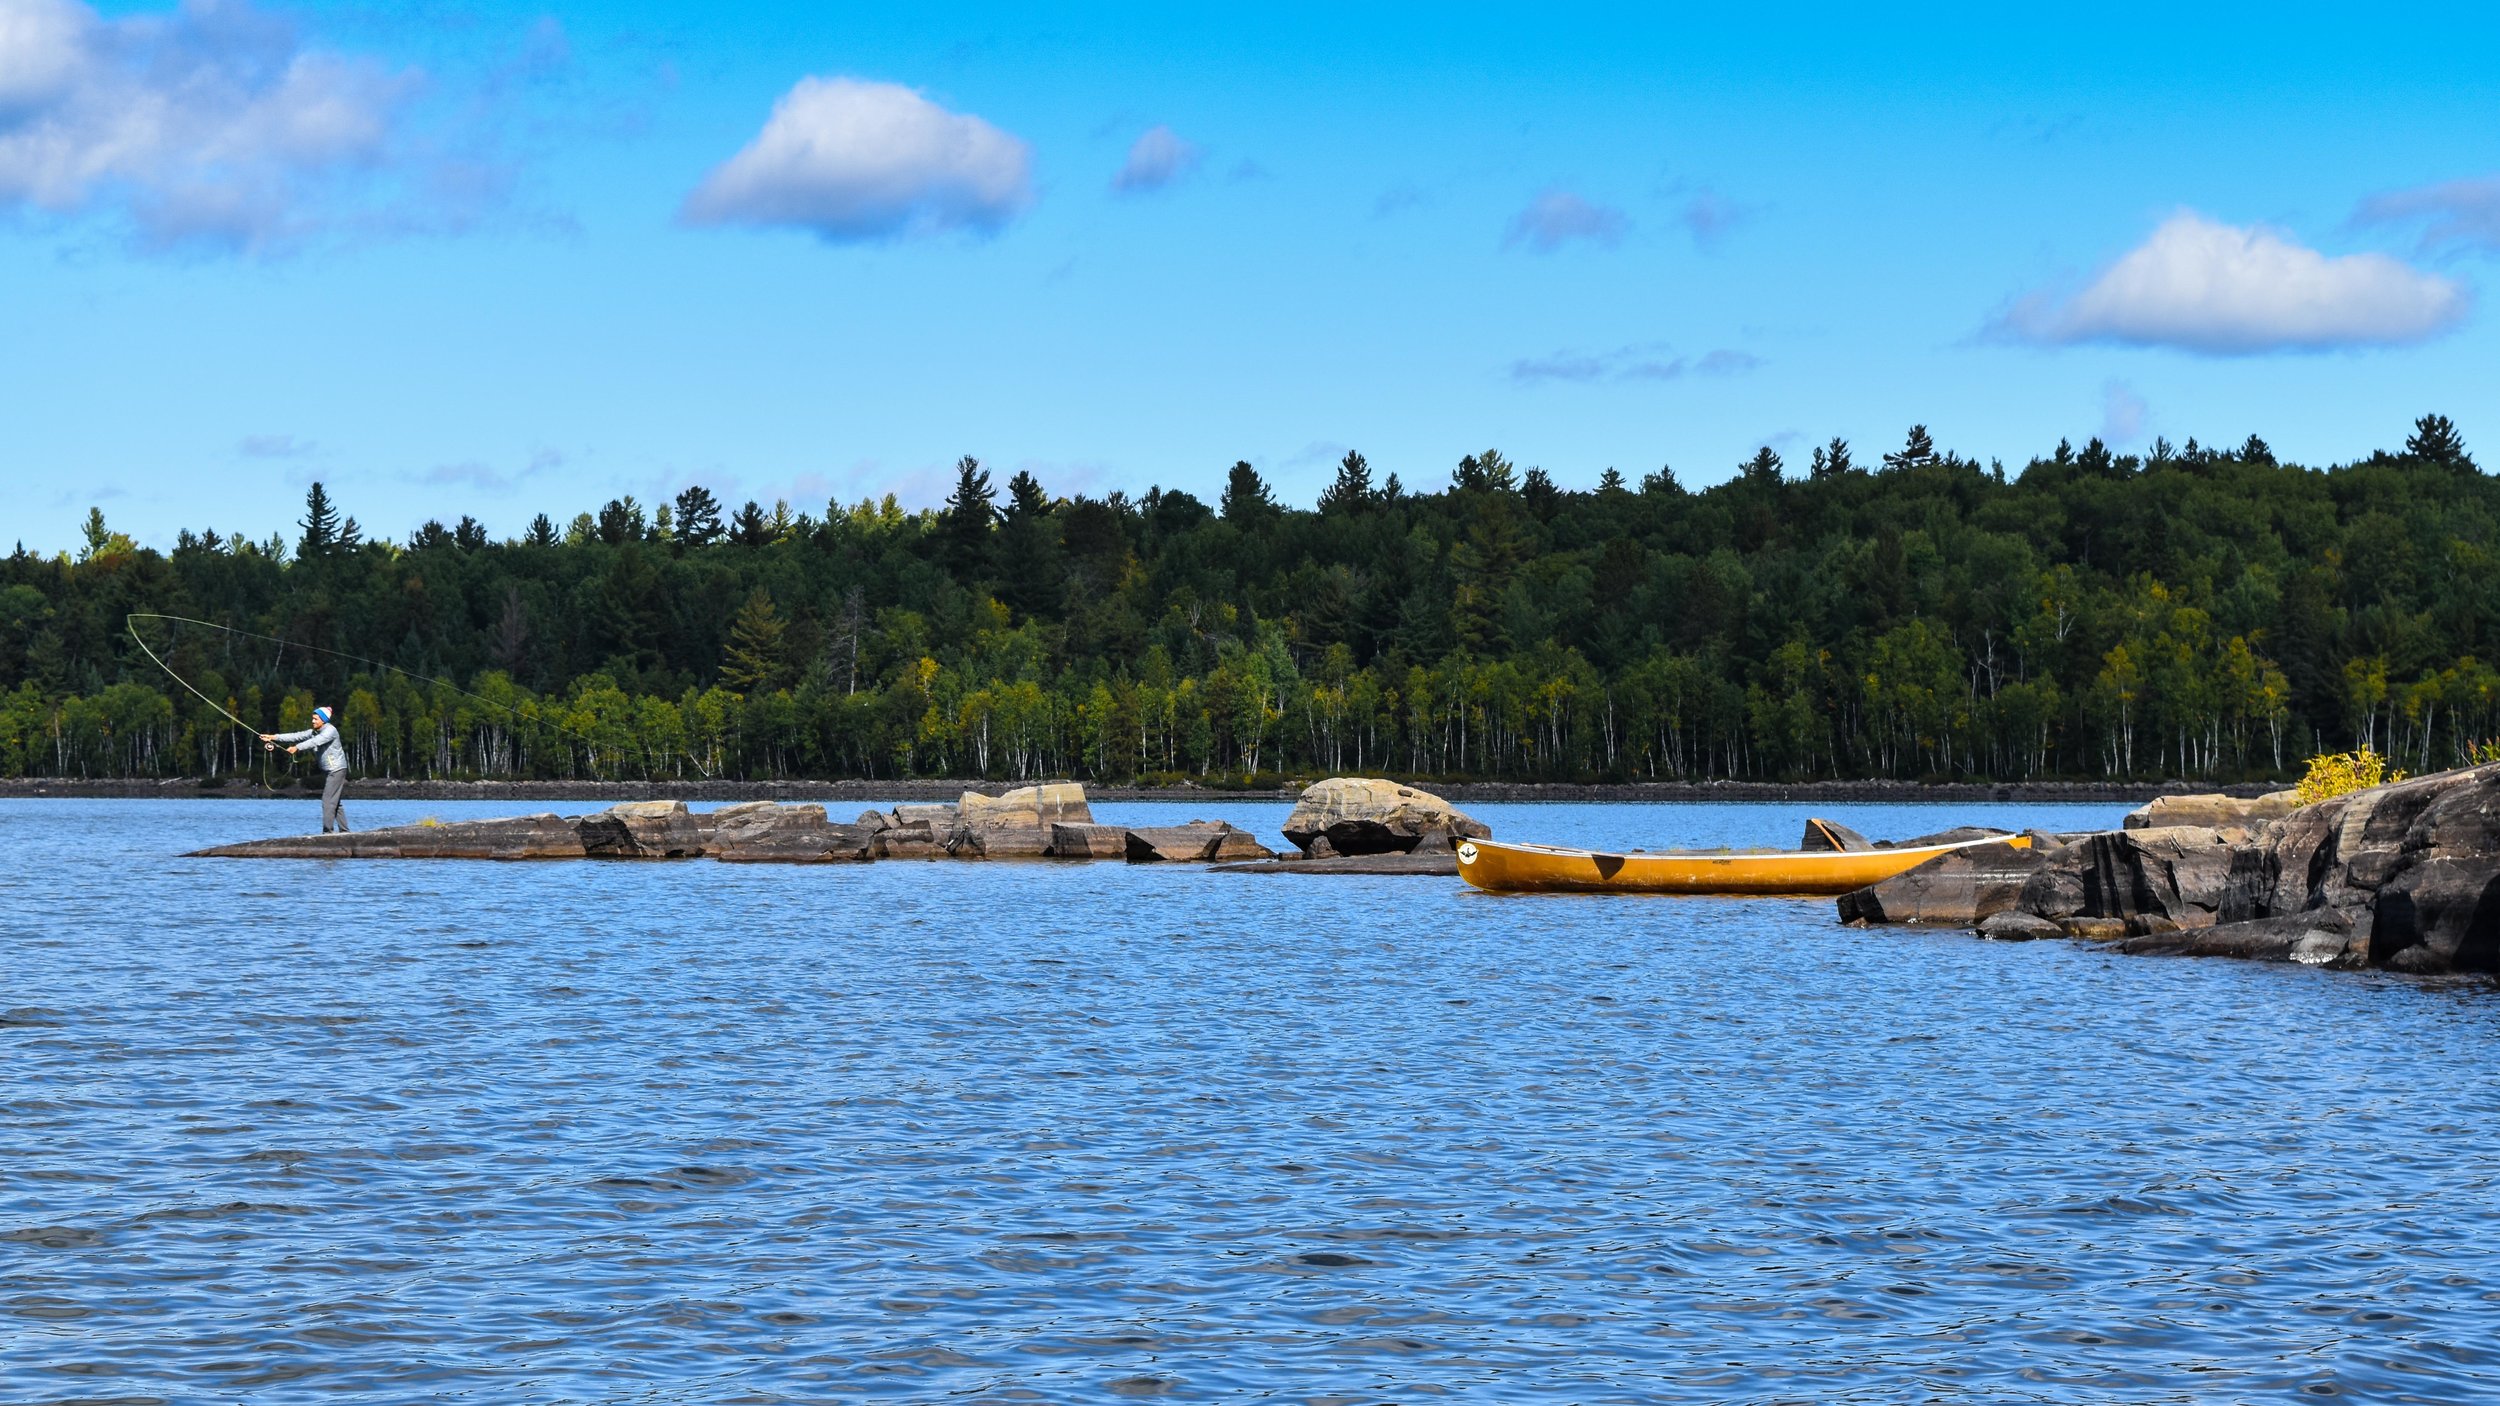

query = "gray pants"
[321,768,349,833]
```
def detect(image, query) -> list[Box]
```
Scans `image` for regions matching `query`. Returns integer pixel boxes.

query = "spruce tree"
[1317,450,1374,514]
[1221,460,1276,521]
[939,455,996,577]
[298,482,341,557]
[525,513,558,548]
[719,588,789,692]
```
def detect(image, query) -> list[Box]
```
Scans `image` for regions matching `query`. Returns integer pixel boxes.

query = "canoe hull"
[1455,833,2028,896]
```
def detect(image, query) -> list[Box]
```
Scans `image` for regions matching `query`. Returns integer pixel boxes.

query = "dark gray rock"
[1835,841,2042,926]
[1976,910,2064,941]
[578,800,708,858]
[1802,818,1873,852]
[191,813,586,860]
[2073,825,2234,930]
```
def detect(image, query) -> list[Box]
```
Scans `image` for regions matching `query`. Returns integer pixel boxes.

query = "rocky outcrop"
[1840,764,2500,973]
[1281,778,1489,857]
[192,779,1300,870]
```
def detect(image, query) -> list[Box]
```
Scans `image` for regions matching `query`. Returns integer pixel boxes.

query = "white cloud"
[2100,380,2148,444]
[682,76,1033,241]
[0,0,424,251]
[1995,211,2469,354]
[238,433,316,458]
[1504,189,1626,252]
[2353,175,2500,255]
[1509,342,1758,385]
[1112,124,1199,194]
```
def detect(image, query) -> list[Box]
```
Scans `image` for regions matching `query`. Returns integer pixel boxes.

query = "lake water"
[4,797,2497,1403]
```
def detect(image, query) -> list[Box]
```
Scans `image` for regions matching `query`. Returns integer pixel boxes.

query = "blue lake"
[4,797,2497,1403]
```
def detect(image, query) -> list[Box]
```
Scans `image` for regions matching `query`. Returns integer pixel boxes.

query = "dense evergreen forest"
[3,416,2489,786]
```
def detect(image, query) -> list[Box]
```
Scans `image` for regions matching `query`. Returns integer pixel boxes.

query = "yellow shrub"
[2465,738,2500,768]
[2295,748,2404,806]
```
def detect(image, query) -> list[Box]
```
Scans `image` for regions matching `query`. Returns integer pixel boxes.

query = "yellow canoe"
[1455,832,2030,896]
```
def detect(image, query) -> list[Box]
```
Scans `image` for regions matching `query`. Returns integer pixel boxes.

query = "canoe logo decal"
[1456,842,1478,864]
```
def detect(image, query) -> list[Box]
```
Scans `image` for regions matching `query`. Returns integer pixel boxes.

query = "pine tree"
[729,500,770,547]
[1740,446,1784,482]
[1596,467,1627,496]
[1811,437,1854,479]
[674,486,725,547]
[2238,434,2275,466]
[298,482,341,557]
[2406,413,2469,467]
[719,588,790,692]
[996,470,1063,619]
[525,513,558,548]
[940,455,996,577]
[1882,425,1937,471]
[1522,466,1560,515]
[454,516,488,550]
[1317,450,1375,514]
[1221,461,1275,521]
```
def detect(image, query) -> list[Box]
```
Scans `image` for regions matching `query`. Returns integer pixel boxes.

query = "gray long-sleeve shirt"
[272,722,347,773]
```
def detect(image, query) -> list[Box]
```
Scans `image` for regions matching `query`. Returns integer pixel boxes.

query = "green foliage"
[6,425,2498,784]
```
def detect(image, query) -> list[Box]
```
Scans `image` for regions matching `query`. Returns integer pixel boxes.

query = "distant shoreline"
[0,777,2270,804]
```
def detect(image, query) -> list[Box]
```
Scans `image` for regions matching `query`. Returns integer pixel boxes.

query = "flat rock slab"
[1211,852,1460,876]
[191,814,587,860]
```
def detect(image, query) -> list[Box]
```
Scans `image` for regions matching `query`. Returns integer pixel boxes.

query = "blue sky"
[6,1,2498,551]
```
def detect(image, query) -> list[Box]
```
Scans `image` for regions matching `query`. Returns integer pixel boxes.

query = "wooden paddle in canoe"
[1455,831,2031,896]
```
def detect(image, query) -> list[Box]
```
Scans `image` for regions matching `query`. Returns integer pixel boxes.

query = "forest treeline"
[2,415,2490,785]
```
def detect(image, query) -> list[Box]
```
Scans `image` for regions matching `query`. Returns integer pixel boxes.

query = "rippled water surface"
[5,796,2499,1403]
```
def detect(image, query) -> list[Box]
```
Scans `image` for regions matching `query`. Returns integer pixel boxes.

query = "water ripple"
[4,797,2499,1402]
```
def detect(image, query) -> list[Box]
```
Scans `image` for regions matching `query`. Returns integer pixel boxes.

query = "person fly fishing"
[262,706,351,834]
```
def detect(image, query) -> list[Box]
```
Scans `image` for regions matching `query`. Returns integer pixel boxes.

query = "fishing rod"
[124,612,715,780]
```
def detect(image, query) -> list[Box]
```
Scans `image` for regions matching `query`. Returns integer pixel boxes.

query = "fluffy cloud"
[682,76,1033,241]
[1995,211,2468,354]
[2353,175,2500,255]
[1504,189,1626,252]
[1112,124,1199,194]
[0,0,422,251]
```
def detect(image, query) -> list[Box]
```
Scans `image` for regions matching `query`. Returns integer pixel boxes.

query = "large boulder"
[1836,840,2044,926]
[958,782,1092,829]
[1281,778,1489,857]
